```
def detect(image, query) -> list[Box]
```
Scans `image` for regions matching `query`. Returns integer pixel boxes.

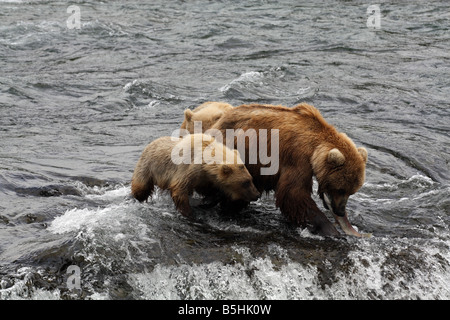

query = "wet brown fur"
[211,103,368,235]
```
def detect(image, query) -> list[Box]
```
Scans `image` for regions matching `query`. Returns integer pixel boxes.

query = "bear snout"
[246,185,261,202]
[324,193,348,217]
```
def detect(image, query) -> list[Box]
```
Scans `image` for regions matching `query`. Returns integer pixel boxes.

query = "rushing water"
[0,0,449,300]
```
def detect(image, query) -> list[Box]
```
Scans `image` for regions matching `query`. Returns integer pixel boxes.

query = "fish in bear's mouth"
[323,193,371,238]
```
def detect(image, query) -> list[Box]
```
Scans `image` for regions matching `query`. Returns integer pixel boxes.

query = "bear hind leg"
[131,177,155,202]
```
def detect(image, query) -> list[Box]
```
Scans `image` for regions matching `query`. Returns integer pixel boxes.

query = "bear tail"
[131,176,154,202]
[184,109,194,121]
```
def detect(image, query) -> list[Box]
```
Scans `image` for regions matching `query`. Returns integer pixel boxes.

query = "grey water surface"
[0,0,449,299]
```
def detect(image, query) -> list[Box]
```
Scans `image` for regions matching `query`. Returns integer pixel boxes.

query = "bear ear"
[221,164,233,176]
[184,109,194,121]
[357,147,368,163]
[327,148,345,167]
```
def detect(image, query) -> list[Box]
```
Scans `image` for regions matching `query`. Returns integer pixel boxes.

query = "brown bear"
[180,101,233,135]
[211,103,368,237]
[131,133,260,217]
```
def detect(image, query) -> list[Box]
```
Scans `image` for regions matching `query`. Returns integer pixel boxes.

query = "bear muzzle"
[324,193,367,237]
[323,193,347,217]
[246,186,261,202]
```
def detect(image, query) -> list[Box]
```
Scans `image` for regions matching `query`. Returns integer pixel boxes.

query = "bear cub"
[131,133,260,217]
[180,101,233,135]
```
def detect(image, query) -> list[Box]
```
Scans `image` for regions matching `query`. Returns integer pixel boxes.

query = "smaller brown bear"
[180,101,233,135]
[131,133,260,217]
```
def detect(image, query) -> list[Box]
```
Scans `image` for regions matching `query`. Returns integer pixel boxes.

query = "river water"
[0,0,449,300]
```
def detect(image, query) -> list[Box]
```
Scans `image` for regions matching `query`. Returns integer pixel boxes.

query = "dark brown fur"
[211,103,368,236]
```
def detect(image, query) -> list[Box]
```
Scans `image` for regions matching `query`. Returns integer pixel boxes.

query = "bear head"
[311,134,368,218]
[217,162,261,202]
[203,141,260,203]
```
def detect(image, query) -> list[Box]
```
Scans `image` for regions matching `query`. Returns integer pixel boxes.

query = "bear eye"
[242,180,251,188]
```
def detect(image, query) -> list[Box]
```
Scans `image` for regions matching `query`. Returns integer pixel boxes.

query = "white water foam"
[49,204,126,234]
[128,245,320,300]
[127,240,450,300]
[0,267,60,300]
[363,174,435,192]
[43,182,450,300]
[355,173,440,205]
[84,185,130,200]
[71,181,129,198]
[0,280,61,300]
[219,71,263,92]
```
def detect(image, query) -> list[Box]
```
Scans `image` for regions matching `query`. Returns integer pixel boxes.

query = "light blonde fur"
[180,101,234,134]
[131,133,259,216]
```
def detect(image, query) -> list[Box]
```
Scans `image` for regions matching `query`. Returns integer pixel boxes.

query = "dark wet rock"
[0,215,9,225]
[15,185,82,197]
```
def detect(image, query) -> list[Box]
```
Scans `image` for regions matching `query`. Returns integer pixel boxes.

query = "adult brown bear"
[211,103,368,237]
